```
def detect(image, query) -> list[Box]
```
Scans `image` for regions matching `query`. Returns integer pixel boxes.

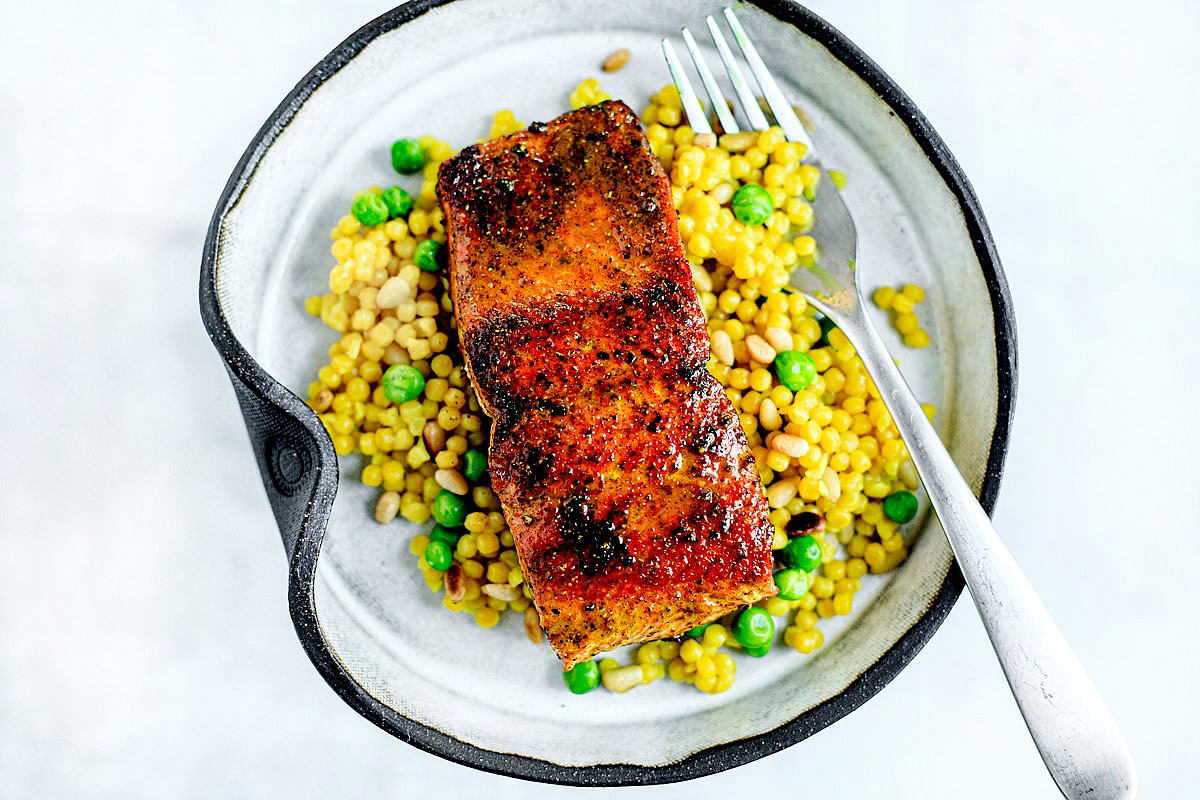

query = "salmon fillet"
[436,100,776,669]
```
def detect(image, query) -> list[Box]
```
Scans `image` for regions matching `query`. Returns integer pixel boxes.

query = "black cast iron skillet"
[199,0,1015,784]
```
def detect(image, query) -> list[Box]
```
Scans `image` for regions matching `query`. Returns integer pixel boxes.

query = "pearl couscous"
[302,78,933,695]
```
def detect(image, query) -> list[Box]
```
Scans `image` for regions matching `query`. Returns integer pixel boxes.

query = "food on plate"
[872,283,933,350]
[302,76,931,694]
[436,100,778,668]
[601,48,631,73]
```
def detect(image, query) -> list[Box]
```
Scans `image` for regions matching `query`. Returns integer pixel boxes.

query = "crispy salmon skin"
[436,101,775,669]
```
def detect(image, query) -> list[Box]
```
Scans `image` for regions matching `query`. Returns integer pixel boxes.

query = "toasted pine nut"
[422,421,446,454]
[711,329,734,365]
[376,276,413,308]
[786,511,825,535]
[711,183,734,205]
[524,606,543,643]
[772,434,810,458]
[764,326,792,353]
[374,491,400,524]
[759,398,782,430]
[821,466,842,501]
[690,264,714,293]
[444,564,465,602]
[898,458,919,490]
[766,478,798,509]
[745,334,776,364]
[435,468,469,495]
[693,133,717,149]
[601,48,631,72]
[601,664,644,693]
[310,389,333,413]
[482,583,521,602]
[719,131,757,151]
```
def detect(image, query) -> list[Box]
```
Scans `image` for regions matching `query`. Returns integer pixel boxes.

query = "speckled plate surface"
[199,0,1015,785]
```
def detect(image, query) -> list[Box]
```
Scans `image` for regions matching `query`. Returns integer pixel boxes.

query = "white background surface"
[1,0,1195,797]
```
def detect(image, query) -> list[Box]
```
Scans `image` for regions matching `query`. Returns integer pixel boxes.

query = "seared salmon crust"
[437,100,776,669]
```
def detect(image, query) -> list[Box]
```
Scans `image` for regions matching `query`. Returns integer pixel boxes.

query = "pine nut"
[693,133,717,148]
[690,264,714,293]
[435,468,469,495]
[786,511,825,535]
[898,458,919,490]
[374,491,400,524]
[821,466,842,501]
[422,421,446,454]
[766,478,798,509]
[719,131,757,151]
[444,564,465,602]
[376,276,413,308]
[601,664,644,693]
[482,583,521,602]
[524,606,543,643]
[764,326,792,353]
[310,389,333,413]
[745,334,776,364]
[772,434,810,458]
[759,397,782,430]
[601,48,631,72]
[711,329,734,365]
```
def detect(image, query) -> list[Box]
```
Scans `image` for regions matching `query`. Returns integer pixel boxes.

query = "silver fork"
[664,10,1136,800]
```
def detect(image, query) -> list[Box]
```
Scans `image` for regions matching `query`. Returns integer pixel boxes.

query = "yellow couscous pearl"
[763,597,791,617]
[362,464,382,487]
[474,607,501,628]
[638,643,662,664]
[833,593,853,616]
[904,329,931,349]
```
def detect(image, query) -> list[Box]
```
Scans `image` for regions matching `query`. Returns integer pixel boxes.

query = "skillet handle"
[226,365,334,560]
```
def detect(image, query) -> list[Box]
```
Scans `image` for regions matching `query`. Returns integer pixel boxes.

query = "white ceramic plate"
[200,0,1016,784]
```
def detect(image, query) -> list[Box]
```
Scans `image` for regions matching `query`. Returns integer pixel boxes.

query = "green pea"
[562,660,601,694]
[742,642,771,657]
[414,238,443,272]
[462,449,487,482]
[731,183,774,225]
[732,607,774,648]
[431,490,467,527]
[423,539,453,572]
[381,363,425,403]
[773,350,817,391]
[685,623,710,639]
[430,523,462,547]
[779,534,822,572]
[350,192,389,226]
[883,490,919,524]
[390,137,424,174]
[381,186,414,219]
[773,568,811,600]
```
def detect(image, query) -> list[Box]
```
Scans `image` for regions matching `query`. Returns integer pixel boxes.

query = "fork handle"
[838,308,1137,800]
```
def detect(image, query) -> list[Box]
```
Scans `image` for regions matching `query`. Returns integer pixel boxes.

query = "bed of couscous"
[301,78,934,696]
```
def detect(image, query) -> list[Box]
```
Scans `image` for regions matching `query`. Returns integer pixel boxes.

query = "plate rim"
[198,0,1018,785]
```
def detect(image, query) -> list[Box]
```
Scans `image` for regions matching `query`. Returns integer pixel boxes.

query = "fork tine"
[721,7,813,148]
[705,15,770,131]
[661,38,713,136]
[681,27,739,135]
